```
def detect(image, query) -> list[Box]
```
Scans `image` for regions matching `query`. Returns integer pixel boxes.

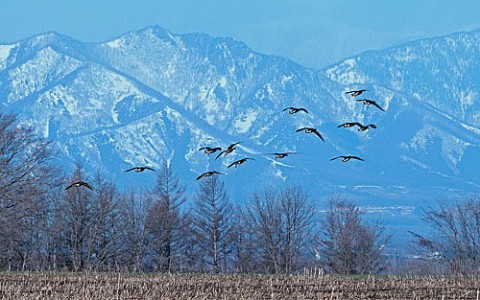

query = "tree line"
[1,112,479,275]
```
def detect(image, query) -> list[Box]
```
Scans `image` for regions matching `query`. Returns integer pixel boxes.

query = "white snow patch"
[105,37,126,49]
[343,58,356,68]
[353,185,382,189]
[273,168,287,181]
[326,58,367,85]
[360,205,415,215]
[165,106,188,134]
[236,144,260,155]
[233,109,258,134]
[382,92,395,111]
[281,75,293,86]
[266,83,274,97]
[406,126,435,150]
[393,47,418,62]
[203,96,221,125]
[459,90,476,107]
[267,157,293,168]
[401,155,428,170]
[460,123,480,135]
[441,135,466,173]
[219,76,227,88]
[0,44,15,67]
[412,92,422,100]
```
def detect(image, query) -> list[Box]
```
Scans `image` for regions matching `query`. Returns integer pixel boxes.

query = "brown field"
[0,273,480,299]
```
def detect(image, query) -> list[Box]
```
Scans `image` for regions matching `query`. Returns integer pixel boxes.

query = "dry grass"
[1,272,480,299]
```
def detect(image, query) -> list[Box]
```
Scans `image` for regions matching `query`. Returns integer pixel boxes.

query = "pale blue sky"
[1,0,480,67]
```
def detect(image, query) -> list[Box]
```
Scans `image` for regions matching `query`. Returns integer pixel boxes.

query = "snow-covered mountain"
[1,26,480,245]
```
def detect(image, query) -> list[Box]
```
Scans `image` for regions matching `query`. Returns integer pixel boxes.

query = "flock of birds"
[194,88,385,181]
[65,89,385,189]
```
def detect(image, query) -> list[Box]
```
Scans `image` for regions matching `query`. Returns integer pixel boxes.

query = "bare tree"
[230,206,258,273]
[178,211,202,273]
[192,176,233,273]
[242,186,316,274]
[55,165,96,271]
[0,112,58,270]
[317,197,389,275]
[84,173,122,271]
[145,161,187,272]
[116,189,153,272]
[411,196,480,274]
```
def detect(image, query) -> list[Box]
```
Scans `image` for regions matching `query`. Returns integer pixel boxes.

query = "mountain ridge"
[1,26,480,247]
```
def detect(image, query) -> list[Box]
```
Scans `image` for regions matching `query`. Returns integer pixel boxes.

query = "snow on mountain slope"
[1,26,480,247]
[325,29,480,187]
[326,30,480,126]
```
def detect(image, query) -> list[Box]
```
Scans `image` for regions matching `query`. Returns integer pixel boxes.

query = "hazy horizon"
[2,0,480,68]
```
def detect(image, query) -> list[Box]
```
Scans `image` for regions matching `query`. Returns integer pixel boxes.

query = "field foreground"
[1,273,480,299]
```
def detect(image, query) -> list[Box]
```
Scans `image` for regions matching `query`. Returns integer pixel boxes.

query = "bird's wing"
[299,108,308,113]
[282,107,292,112]
[198,147,207,151]
[226,142,241,150]
[330,156,341,161]
[65,184,73,190]
[345,90,355,94]
[227,161,237,168]
[372,102,385,111]
[369,124,377,129]
[313,130,325,141]
[296,127,307,132]
[145,166,156,172]
[355,89,367,95]
[82,182,94,190]
[215,150,226,160]
[351,156,364,161]
[338,122,356,128]
[195,173,205,180]
[125,167,136,172]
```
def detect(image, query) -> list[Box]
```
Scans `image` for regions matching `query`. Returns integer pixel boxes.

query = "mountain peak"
[20,31,80,48]
[137,25,174,41]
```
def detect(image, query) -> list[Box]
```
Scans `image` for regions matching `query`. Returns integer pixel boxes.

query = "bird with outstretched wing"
[330,155,364,162]
[196,171,224,180]
[65,181,94,191]
[296,127,325,142]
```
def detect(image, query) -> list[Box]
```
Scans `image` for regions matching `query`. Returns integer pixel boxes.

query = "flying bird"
[215,142,241,160]
[346,89,369,97]
[330,155,364,162]
[338,122,377,131]
[199,146,222,154]
[357,123,377,131]
[125,166,156,172]
[267,152,297,159]
[196,171,224,180]
[296,127,325,142]
[227,158,255,168]
[337,122,359,129]
[282,107,308,114]
[356,99,385,111]
[65,181,94,191]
